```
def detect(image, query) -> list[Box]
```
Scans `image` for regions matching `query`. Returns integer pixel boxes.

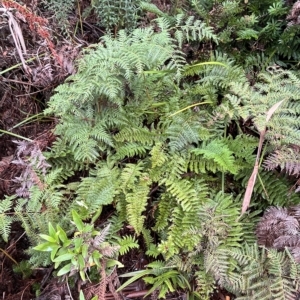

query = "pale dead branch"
[241,100,285,215]
[0,7,29,74]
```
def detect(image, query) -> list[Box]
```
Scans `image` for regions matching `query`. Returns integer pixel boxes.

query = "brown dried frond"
[287,0,300,26]
[36,282,69,300]
[264,146,300,176]
[273,234,300,249]
[289,205,300,220]
[83,260,107,300]
[107,267,122,300]
[100,245,120,258]
[93,224,111,247]
[84,265,123,300]
[256,205,300,262]
[291,246,300,263]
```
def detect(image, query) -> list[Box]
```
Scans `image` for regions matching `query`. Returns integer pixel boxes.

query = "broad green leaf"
[53,253,75,262]
[80,270,86,281]
[72,210,84,231]
[34,242,57,252]
[50,245,61,261]
[82,244,88,259]
[74,237,83,252]
[83,224,93,233]
[79,290,85,300]
[106,259,124,268]
[91,251,101,267]
[117,270,151,292]
[78,254,85,270]
[57,263,72,276]
[48,222,57,240]
[163,278,175,292]
[39,234,57,243]
[57,225,69,244]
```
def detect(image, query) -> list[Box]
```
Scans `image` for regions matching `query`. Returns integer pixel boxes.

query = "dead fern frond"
[264,146,300,176]
[93,224,111,247]
[256,205,300,262]
[287,0,300,26]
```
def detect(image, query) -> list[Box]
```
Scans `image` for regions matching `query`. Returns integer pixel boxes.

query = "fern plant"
[2,8,300,299]
[91,0,141,32]
[41,0,76,32]
[0,195,15,242]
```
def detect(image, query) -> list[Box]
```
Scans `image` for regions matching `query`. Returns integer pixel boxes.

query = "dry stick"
[241,129,266,214]
[241,100,285,215]
[0,8,29,74]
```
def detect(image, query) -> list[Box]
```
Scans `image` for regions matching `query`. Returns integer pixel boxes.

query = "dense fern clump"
[92,0,141,31]
[1,2,300,299]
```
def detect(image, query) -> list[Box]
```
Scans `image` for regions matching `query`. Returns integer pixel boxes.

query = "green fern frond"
[117,235,139,255]
[150,142,168,168]
[146,243,161,258]
[267,249,298,300]
[163,178,199,211]
[205,247,231,287]
[154,13,218,48]
[192,140,239,174]
[226,244,300,300]
[174,14,218,47]
[114,142,150,160]
[76,176,116,215]
[92,0,140,31]
[225,135,257,166]
[125,177,151,234]
[239,170,300,207]
[160,206,198,255]
[154,193,175,231]
[236,28,259,40]
[141,228,153,249]
[140,1,165,17]
[166,114,208,152]
[0,195,15,242]
[45,26,186,117]
[229,69,300,146]
[114,127,156,145]
[120,162,145,190]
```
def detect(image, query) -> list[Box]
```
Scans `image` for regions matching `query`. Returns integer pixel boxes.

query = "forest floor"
[0,1,237,299]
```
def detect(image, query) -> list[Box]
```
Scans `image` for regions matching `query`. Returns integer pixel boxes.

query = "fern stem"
[0,129,33,141]
[221,126,227,194]
[169,101,212,117]
[77,0,83,36]
[257,172,270,202]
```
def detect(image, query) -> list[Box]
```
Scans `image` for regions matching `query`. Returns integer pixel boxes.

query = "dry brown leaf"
[242,164,259,214]
[266,100,285,122]
[241,100,285,215]
[0,155,13,167]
